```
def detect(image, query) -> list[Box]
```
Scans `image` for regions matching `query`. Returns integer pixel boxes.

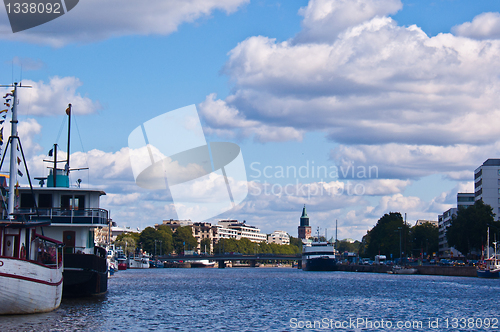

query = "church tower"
[298,205,311,240]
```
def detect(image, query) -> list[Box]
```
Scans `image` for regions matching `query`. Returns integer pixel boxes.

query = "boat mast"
[66,104,71,175]
[487,227,490,259]
[7,83,19,220]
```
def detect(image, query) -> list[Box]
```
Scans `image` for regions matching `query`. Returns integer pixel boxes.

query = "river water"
[2,268,499,331]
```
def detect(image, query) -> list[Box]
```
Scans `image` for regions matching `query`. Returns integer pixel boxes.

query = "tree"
[364,212,411,259]
[446,200,500,257]
[115,231,140,243]
[410,223,438,257]
[200,238,211,254]
[172,226,197,254]
[157,225,173,254]
[138,227,173,256]
[114,236,136,256]
[336,240,361,254]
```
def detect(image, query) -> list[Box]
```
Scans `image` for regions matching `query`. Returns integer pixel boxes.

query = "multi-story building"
[156,219,266,253]
[155,219,215,254]
[474,159,500,219]
[268,230,290,245]
[438,208,458,258]
[457,193,475,209]
[298,205,311,240]
[192,222,214,254]
[216,220,267,243]
[438,192,474,258]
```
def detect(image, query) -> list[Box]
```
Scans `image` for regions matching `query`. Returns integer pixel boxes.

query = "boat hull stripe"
[0,272,63,286]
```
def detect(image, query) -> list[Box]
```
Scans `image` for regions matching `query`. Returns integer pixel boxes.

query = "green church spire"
[300,204,309,226]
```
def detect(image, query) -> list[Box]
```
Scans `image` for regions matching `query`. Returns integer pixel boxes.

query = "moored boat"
[190,259,216,268]
[302,241,337,271]
[477,228,500,278]
[127,251,150,269]
[389,266,418,275]
[0,83,63,314]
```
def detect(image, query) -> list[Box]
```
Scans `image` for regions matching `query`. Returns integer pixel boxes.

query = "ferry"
[302,242,337,271]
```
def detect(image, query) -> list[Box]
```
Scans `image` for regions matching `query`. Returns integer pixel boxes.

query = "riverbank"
[336,264,477,277]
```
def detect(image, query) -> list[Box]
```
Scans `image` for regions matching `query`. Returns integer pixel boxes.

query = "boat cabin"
[17,183,108,255]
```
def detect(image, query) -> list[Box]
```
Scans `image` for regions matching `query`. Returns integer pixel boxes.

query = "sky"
[1,0,500,241]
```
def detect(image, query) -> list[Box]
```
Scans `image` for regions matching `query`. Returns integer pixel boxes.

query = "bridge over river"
[158,254,302,268]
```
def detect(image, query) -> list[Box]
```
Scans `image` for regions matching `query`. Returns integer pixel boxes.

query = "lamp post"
[398,227,402,265]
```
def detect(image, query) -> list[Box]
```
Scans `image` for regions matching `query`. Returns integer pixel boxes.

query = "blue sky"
[1,0,500,240]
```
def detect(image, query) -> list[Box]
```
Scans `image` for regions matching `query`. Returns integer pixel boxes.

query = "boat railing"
[17,207,108,225]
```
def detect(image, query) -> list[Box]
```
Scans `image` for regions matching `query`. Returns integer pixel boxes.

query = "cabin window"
[20,193,36,208]
[75,195,85,210]
[39,194,53,208]
[61,195,85,210]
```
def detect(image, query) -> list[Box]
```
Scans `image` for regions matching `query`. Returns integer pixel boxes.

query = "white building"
[457,193,475,209]
[268,230,290,245]
[216,220,267,243]
[438,208,459,258]
[474,159,500,219]
[438,192,475,258]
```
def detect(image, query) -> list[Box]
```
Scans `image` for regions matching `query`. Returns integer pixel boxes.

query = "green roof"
[301,204,308,218]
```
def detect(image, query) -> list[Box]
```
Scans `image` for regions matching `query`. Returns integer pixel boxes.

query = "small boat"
[0,83,63,314]
[127,251,150,269]
[389,266,418,274]
[190,259,216,268]
[115,248,127,270]
[477,229,500,278]
[477,228,500,278]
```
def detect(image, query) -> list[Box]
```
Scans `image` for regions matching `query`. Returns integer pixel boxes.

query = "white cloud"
[199,93,304,142]
[0,0,249,46]
[295,0,402,43]
[0,77,101,117]
[452,12,500,40]
[330,143,500,180]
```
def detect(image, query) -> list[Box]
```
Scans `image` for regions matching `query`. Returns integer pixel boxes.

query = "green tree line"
[114,226,302,256]
[360,212,439,259]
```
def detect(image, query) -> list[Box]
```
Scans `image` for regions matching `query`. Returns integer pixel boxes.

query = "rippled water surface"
[2,268,499,331]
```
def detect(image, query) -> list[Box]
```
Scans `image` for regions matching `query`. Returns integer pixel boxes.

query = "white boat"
[302,241,337,271]
[388,266,418,274]
[127,252,150,269]
[190,259,216,268]
[0,83,63,314]
[477,228,500,278]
